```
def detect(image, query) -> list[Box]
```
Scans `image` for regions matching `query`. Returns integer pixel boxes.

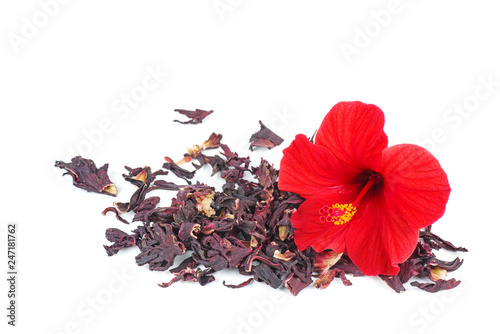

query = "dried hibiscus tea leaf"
[201,133,223,149]
[249,121,284,151]
[135,223,186,271]
[173,108,213,124]
[159,257,199,288]
[223,278,254,289]
[420,229,468,252]
[410,278,461,293]
[379,275,406,293]
[253,264,283,289]
[162,158,196,183]
[55,156,117,196]
[102,207,130,224]
[285,273,313,296]
[314,268,353,290]
[107,168,152,215]
[252,158,278,189]
[332,256,364,277]
[147,180,182,193]
[314,250,343,276]
[427,257,464,272]
[103,228,136,256]
[123,166,150,185]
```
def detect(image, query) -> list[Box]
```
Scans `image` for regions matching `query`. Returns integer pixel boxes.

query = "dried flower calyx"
[174,108,213,125]
[249,121,284,151]
[55,156,117,196]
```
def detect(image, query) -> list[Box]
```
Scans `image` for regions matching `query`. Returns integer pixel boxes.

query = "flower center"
[319,172,382,226]
[319,203,357,225]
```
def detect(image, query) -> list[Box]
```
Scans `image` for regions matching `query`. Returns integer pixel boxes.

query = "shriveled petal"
[279,134,357,199]
[380,144,451,230]
[291,192,357,253]
[315,101,388,172]
[346,196,419,276]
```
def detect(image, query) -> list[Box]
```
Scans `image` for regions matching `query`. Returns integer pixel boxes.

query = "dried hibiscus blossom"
[55,156,117,196]
[174,108,213,125]
[249,121,284,151]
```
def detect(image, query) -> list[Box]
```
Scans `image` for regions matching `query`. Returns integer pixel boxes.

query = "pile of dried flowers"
[55,104,466,295]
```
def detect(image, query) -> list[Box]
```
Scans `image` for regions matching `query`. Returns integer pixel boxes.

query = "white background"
[1,1,499,333]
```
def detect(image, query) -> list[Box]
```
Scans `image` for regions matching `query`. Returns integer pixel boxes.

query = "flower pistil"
[319,173,382,226]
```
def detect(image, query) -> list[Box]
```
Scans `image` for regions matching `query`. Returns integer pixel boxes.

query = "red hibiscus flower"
[278,101,451,276]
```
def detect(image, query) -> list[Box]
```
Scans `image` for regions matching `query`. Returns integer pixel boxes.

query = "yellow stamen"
[319,203,357,226]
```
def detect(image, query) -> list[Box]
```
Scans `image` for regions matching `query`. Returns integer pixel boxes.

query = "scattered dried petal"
[135,224,186,271]
[223,278,254,289]
[420,229,468,252]
[103,228,136,256]
[162,160,196,184]
[202,133,223,149]
[410,278,461,293]
[314,250,343,276]
[55,156,117,196]
[379,275,406,293]
[102,207,130,224]
[174,108,213,124]
[249,121,284,151]
[314,268,352,289]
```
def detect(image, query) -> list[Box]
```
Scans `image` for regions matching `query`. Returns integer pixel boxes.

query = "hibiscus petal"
[278,134,357,198]
[346,197,419,276]
[380,144,451,230]
[291,193,354,253]
[315,101,388,172]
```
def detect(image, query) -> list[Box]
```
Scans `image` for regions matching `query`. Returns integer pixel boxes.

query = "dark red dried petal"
[314,250,343,276]
[285,273,313,296]
[174,108,213,124]
[427,257,464,272]
[410,278,461,292]
[397,258,425,284]
[147,180,182,192]
[170,257,197,274]
[249,121,284,151]
[314,268,353,289]
[103,228,136,256]
[379,275,406,293]
[55,156,117,196]
[223,278,254,289]
[201,133,223,149]
[162,161,196,184]
[135,224,186,271]
[253,264,282,289]
[198,268,216,286]
[332,256,364,277]
[420,229,468,252]
[178,222,201,246]
[102,207,130,224]
[252,158,278,189]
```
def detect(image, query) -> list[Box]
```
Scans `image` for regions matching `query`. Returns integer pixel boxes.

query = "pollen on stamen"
[318,203,357,226]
